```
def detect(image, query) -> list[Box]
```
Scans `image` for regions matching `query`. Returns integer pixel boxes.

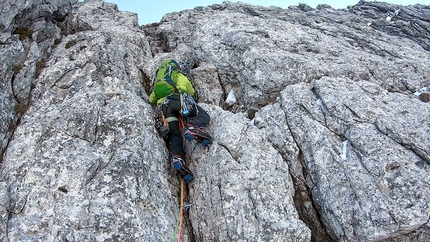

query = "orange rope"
[178,116,185,132]
[177,180,185,242]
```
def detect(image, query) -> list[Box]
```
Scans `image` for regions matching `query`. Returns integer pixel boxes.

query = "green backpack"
[152,59,181,99]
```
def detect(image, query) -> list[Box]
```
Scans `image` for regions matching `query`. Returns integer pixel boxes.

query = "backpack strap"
[163,60,180,93]
[151,60,181,94]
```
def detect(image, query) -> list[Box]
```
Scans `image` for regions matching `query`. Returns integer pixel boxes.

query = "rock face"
[0,0,429,241]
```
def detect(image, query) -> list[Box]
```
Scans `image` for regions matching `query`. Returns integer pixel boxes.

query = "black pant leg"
[163,95,185,158]
[167,121,184,158]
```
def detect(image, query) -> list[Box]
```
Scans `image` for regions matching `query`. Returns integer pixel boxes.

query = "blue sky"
[106,0,430,25]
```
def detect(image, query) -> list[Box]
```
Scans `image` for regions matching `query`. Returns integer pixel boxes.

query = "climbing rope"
[172,180,185,242]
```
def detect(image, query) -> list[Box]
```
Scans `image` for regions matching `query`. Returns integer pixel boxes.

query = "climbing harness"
[180,92,198,117]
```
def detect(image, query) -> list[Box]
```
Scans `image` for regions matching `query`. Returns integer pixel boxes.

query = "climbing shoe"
[183,124,212,146]
[171,154,194,182]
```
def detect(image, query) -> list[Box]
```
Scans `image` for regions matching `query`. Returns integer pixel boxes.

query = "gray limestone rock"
[188,104,311,241]
[280,78,430,241]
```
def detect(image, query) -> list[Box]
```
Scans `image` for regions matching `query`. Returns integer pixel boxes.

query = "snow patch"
[317,99,323,108]
[414,86,430,96]
[340,140,348,161]
[225,89,237,105]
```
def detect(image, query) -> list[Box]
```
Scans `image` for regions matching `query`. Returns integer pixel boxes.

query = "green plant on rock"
[65,39,77,49]
[419,93,430,102]
[13,62,23,76]
[34,59,47,78]
[57,21,68,36]
[13,27,33,41]
[54,38,62,45]
[15,102,28,115]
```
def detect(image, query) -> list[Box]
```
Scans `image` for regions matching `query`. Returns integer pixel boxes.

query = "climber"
[149,59,195,182]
